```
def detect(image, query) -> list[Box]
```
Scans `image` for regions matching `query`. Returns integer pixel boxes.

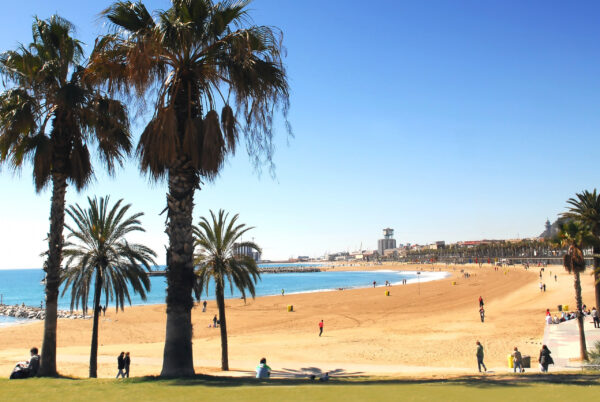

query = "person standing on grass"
[512,347,523,373]
[124,352,131,378]
[319,320,324,336]
[116,352,125,378]
[476,341,487,372]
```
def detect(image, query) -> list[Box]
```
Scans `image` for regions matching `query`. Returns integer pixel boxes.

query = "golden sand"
[0,263,595,378]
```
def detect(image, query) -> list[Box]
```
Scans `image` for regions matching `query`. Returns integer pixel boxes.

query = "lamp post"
[417,271,421,295]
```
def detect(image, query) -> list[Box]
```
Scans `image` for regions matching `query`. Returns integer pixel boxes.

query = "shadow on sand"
[127,372,600,389]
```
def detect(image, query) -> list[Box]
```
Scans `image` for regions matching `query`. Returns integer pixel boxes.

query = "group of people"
[545,306,598,325]
[116,351,131,378]
[476,342,554,373]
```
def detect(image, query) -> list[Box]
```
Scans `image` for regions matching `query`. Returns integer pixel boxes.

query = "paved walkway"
[543,317,600,369]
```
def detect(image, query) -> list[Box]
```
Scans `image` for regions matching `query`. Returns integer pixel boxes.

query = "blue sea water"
[0,265,447,313]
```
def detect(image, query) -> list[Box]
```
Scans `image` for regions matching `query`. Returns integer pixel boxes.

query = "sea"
[0,264,448,326]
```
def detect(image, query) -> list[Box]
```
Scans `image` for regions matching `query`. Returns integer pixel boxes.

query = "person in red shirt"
[319,320,324,336]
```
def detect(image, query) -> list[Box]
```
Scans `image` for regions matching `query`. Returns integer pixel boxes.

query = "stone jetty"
[0,304,90,321]
[258,266,321,273]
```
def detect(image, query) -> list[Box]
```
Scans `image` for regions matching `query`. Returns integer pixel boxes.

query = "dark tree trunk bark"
[574,271,589,361]
[593,245,600,312]
[216,282,229,371]
[39,173,67,377]
[89,270,102,378]
[160,160,197,377]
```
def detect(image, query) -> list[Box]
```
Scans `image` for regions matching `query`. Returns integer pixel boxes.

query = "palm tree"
[91,0,289,376]
[193,210,261,371]
[0,16,131,376]
[562,189,600,310]
[557,220,592,361]
[61,196,156,378]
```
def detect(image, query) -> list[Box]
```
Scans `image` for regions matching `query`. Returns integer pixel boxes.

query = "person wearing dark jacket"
[124,352,131,378]
[538,345,553,372]
[476,341,487,372]
[116,352,126,378]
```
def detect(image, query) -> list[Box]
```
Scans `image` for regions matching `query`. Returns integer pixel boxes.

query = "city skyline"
[1,1,600,268]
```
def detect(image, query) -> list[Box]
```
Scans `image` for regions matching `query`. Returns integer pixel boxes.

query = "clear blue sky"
[1,1,599,268]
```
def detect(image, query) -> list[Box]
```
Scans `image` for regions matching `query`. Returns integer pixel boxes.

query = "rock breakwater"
[0,304,90,320]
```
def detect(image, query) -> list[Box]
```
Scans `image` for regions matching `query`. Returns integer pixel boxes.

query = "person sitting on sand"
[9,347,40,379]
[545,314,552,325]
[256,357,271,379]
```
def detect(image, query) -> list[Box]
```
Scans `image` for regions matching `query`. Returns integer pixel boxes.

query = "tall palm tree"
[193,209,261,371]
[91,0,289,376]
[562,189,600,310]
[0,16,131,376]
[61,196,156,378]
[557,220,592,361]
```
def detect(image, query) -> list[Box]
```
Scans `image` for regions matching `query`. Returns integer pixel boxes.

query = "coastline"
[0,263,594,378]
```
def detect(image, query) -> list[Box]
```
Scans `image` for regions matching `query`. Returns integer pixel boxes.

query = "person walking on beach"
[116,352,125,378]
[538,345,553,372]
[202,300,207,312]
[373,281,376,288]
[124,352,131,378]
[319,320,324,336]
[281,288,285,296]
[478,296,484,308]
[476,341,487,372]
[512,347,523,373]
[213,315,218,328]
[543,284,546,292]
[102,305,107,316]
[479,307,485,323]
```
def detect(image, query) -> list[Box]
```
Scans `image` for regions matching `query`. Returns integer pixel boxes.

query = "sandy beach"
[0,263,596,378]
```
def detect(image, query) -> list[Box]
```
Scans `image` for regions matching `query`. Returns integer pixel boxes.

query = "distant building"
[297,256,310,262]
[233,242,261,262]
[377,228,397,255]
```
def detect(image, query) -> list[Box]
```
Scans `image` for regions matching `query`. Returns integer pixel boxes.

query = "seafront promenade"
[543,318,600,370]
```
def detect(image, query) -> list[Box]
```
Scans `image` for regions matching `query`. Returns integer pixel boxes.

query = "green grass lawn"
[1,374,599,401]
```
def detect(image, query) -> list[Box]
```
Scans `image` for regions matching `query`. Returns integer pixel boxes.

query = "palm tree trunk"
[574,271,589,361]
[216,282,229,371]
[161,160,197,377]
[89,270,102,378]
[593,245,600,311]
[39,173,67,377]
